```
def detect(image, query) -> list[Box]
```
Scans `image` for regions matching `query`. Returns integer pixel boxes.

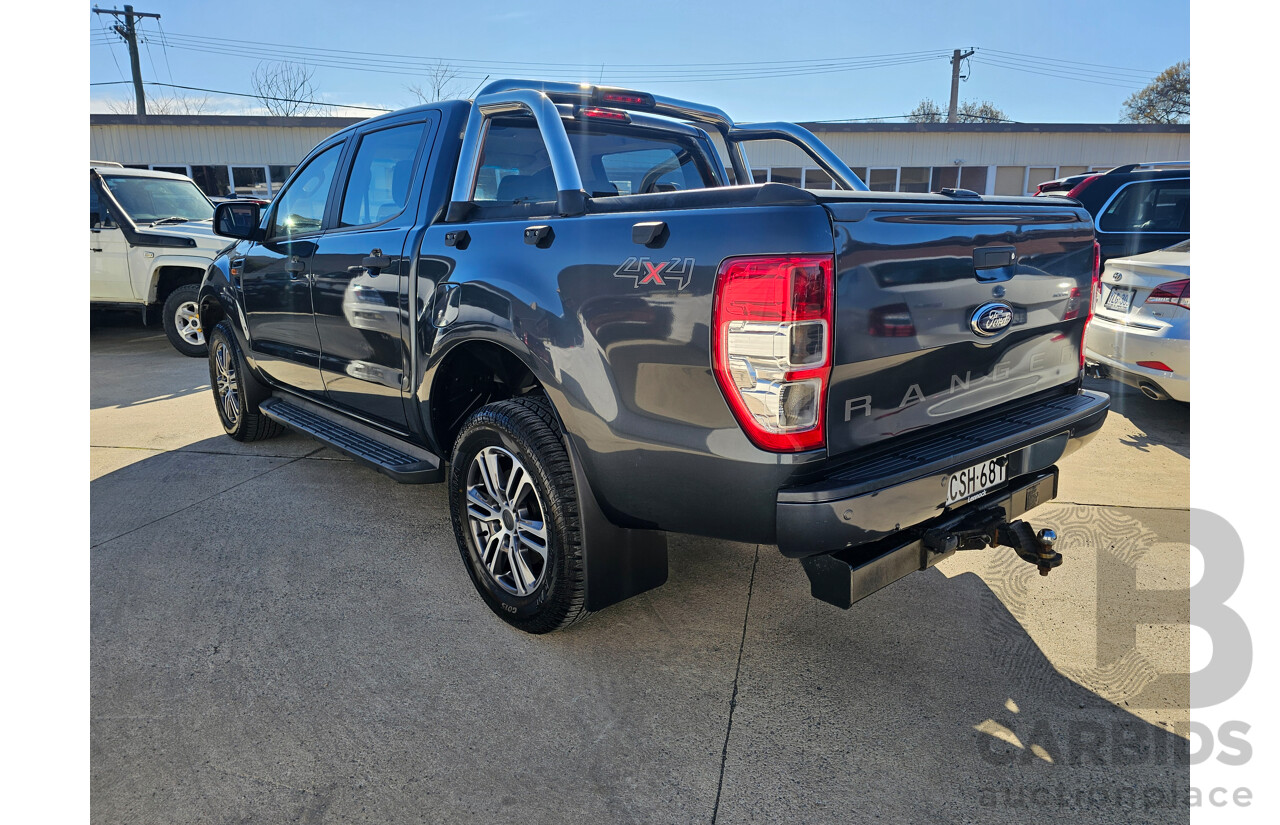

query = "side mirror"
[214,201,262,240]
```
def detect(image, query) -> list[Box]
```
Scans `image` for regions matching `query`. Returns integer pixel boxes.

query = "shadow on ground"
[91,437,1189,825]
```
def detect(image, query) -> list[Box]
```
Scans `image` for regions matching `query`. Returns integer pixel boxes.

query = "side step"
[259,396,443,483]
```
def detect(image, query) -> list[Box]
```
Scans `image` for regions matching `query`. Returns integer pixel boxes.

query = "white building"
[90,114,1189,199]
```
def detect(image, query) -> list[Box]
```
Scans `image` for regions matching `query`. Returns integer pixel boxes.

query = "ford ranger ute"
[199,80,1109,633]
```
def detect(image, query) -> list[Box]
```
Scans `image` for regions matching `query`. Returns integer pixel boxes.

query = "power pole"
[947,48,976,123]
[92,5,162,117]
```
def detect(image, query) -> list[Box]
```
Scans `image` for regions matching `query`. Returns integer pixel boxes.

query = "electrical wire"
[90,80,391,112]
[92,12,127,82]
[981,48,1160,77]
[971,58,1142,90]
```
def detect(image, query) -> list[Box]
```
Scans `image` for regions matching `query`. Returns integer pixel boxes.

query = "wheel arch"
[147,258,211,304]
[427,337,562,457]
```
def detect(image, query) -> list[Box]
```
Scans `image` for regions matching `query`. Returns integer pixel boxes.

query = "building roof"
[90,113,1189,134]
[796,121,1189,134]
[91,114,368,128]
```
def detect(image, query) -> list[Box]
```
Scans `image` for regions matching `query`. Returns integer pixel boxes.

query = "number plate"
[1105,286,1133,312]
[945,457,1008,505]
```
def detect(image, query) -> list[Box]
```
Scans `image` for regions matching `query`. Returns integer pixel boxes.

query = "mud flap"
[564,437,669,612]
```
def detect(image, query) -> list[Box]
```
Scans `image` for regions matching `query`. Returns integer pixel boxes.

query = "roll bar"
[446,80,867,220]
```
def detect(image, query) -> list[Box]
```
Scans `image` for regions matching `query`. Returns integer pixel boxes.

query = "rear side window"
[339,122,427,227]
[472,119,718,205]
[1099,180,1190,233]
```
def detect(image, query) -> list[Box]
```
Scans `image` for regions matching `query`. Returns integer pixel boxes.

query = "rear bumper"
[775,389,1109,557]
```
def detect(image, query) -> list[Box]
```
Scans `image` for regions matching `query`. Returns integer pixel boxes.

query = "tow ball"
[922,511,1062,576]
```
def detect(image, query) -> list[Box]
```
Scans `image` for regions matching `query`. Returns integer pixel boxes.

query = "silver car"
[1085,240,1190,402]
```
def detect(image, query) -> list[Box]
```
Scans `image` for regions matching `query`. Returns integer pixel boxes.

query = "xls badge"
[614,257,695,290]
[970,302,1014,337]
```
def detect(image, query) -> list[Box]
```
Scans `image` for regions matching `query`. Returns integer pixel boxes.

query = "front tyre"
[163,283,207,357]
[207,322,283,442]
[449,397,587,634]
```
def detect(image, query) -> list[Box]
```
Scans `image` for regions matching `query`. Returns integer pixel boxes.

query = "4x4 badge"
[614,256,695,290]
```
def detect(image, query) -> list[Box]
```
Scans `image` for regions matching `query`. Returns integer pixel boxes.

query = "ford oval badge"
[970,302,1014,337]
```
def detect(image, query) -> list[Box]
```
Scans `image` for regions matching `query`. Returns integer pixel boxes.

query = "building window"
[898,167,930,193]
[231,166,270,198]
[930,166,959,191]
[770,167,801,187]
[803,168,833,190]
[849,167,868,186]
[189,165,231,198]
[959,166,988,194]
[751,168,769,184]
[269,165,295,195]
[151,165,190,177]
[867,168,897,192]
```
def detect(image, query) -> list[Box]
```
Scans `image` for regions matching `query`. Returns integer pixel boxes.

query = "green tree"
[1121,61,1190,124]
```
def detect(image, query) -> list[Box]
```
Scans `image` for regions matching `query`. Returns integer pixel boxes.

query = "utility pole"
[947,48,976,123]
[92,5,161,117]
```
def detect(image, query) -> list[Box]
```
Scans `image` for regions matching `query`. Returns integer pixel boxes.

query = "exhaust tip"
[1138,381,1168,401]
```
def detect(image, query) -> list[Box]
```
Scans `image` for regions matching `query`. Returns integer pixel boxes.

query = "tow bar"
[799,469,1061,609]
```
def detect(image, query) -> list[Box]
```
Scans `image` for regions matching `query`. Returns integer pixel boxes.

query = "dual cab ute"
[201,80,1109,633]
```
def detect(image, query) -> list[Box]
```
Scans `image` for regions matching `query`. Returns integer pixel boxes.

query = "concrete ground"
[91,314,1191,825]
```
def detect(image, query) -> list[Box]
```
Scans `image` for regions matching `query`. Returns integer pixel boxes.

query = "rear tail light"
[1145,278,1190,310]
[1066,175,1101,199]
[712,255,833,452]
[1080,241,1101,372]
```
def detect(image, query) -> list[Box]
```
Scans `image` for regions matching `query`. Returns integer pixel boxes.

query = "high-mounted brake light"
[712,255,833,452]
[599,91,654,108]
[1145,279,1190,310]
[579,106,630,122]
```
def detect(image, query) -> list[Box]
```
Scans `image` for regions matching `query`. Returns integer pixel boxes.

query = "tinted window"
[803,169,833,190]
[1099,180,1190,233]
[472,119,718,204]
[190,165,231,199]
[90,184,112,227]
[271,143,342,237]
[232,166,269,199]
[770,167,801,187]
[339,123,426,226]
[867,169,896,192]
[899,167,929,193]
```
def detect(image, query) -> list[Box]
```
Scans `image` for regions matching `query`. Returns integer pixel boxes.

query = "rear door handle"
[362,249,392,271]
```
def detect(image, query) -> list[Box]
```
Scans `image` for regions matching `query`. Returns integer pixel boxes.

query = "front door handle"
[285,256,306,278]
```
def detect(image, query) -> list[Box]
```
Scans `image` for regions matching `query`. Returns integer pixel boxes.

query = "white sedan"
[1085,240,1190,402]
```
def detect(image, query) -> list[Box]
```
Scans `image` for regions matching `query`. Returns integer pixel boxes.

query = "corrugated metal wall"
[90,124,350,166]
[742,130,1190,170]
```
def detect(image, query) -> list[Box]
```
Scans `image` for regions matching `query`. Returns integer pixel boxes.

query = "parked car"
[90,165,231,356]
[1036,162,1188,265]
[200,79,1107,633]
[1085,239,1189,402]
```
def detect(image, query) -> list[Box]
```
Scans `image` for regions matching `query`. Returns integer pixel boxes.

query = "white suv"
[90,164,231,356]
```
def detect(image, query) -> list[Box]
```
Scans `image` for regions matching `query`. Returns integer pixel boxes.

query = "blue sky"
[89,0,1190,123]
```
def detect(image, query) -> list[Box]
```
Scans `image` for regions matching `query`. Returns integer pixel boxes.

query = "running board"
[259,396,443,484]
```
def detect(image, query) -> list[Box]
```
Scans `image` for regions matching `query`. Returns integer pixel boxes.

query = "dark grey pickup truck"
[200,79,1109,633]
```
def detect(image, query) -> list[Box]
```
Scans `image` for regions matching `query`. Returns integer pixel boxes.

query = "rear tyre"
[208,321,284,442]
[449,397,587,634]
[163,283,207,357]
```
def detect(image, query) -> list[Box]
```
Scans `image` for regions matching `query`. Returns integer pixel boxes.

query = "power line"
[90,80,391,112]
[971,57,1143,90]
[981,48,1160,77]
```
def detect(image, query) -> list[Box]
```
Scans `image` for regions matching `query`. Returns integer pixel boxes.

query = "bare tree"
[251,61,328,116]
[1121,61,1189,124]
[105,92,212,115]
[405,61,467,103]
[908,97,1008,123]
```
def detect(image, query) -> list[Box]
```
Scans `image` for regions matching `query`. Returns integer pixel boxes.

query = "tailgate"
[822,199,1095,456]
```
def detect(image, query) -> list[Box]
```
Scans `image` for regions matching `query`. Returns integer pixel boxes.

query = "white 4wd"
[90,164,231,356]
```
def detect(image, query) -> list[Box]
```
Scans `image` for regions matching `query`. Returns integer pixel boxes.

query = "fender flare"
[144,254,216,303]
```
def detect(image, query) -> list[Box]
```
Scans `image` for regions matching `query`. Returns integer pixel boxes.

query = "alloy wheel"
[213,339,241,427]
[465,445,550,597]
[175,301,204,346]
